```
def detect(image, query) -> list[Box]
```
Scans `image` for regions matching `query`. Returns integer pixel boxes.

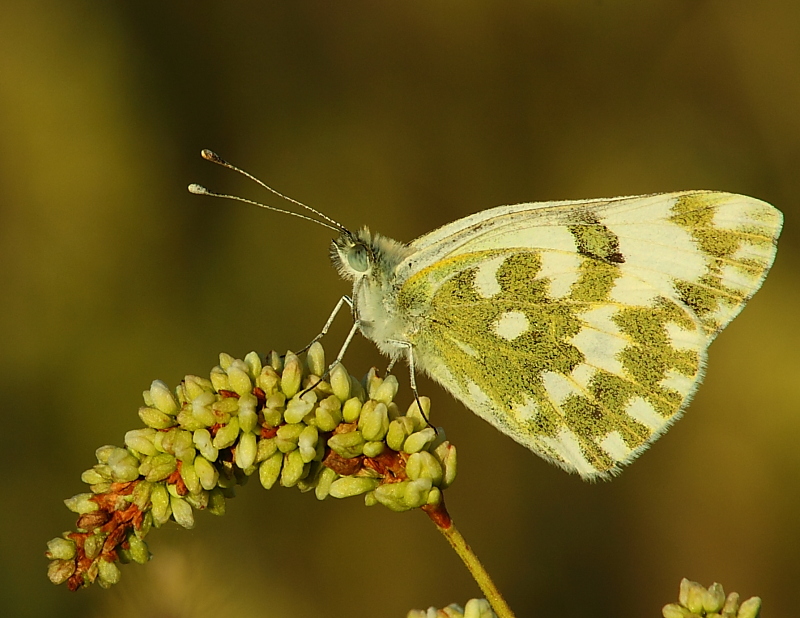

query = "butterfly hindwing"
[393,191,781,478]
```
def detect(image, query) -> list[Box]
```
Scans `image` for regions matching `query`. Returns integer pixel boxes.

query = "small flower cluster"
[663,579,761,618]
[408,599,496,618]
[46,343,456,590]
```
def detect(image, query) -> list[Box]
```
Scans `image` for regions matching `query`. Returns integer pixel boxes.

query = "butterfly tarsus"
[387,340,433,429]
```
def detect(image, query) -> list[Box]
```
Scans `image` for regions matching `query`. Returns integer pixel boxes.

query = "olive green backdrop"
[2,2,798,617]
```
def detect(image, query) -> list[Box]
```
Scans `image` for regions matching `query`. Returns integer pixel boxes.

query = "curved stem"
[423,501,516,618]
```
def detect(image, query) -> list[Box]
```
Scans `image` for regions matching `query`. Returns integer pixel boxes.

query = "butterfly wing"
[394,191,782,478]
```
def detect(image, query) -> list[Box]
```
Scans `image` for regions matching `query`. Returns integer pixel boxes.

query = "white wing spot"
[659,370,696,398]
[599,431,632,462]
[571,306,627,376]
[541,370,582,405]
[494,311,530,341]
[541,428,597,476]
[570,363,596,389]
[510,396,540,422]
[473,254,507,298]
[624,396,665,430]
[538,250,583,298]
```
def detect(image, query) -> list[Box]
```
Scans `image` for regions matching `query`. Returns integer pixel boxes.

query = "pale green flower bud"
[184,375,213,400]
[105,448,139,482]
[358,401,390,441]
[81,468,108,486]
[373,482,411,512]
[329,476,380,499]
[661,604,691,618]
[680,579,707,614]
[212,416,239,449]
[170,495,194,529]
[131,480,153,510]
[171,429,195,462]
[211,396,239,423]
[95,445,117,464]
[737,597,761,618]
[276,423,305,453]
[47,559,76,585]
[127,534,150,564]
[404,427,437,454]
[284,393,315,424]
[298,425,319,463]
[373,375,399,404]
[256,437,277,462]
[208,487,226,515]
[194,455,219,491]
[184,490,209,510]
[464,599,495,618]
[281,449,308,487]
[722,592,740,615]
[235,432,258,469]
[180,461,201,494]
[98,558,122,586]
[363,441,385,458]
[138,406,175,430]
[190,391,216,427]
[315,396,343,431]
[257,364,281,394]
[259,451,283,489]
[387,417,415,451]
[406,451,443,485]
[83,533,103,560]
[218,352,235,370]
[306,342,326,377]
[244,351,262,380]
[238,393,258,432]
[193,428,218,462]
[125,428,159,456]
[349,374,366,402]
[142,453,177,483]
[46,537,77,560]
[327,430,365,459]
[315,467,338,500]
[704,583,725,613]
[434,441,457,487]
[281,352,303,399]
[406,397,431,431]
[209,366,230,392]
[150,484,171,525]
[342,397,363,423]
[330,362,351,402]
[364,368,383,400]
[426,486,442,506]
[149,380,179,415]
[227,365,253,396]
[403,478,433,509]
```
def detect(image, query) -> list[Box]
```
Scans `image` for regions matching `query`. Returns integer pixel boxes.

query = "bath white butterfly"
[191,150,782,479]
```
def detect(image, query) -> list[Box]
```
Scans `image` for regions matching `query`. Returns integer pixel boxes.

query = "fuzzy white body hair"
[331,227,414,360]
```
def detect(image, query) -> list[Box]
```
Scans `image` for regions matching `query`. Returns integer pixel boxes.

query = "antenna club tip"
[200,149,224,164]
[188,183,209,195]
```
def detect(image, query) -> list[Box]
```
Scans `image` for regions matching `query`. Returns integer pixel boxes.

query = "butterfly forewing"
[394,191,781,478]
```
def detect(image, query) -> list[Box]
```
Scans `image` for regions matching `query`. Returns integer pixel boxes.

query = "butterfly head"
[331,227,411,284]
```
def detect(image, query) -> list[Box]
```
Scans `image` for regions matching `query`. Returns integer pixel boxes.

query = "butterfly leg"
[386,339,432,427]
[294,295,353,356]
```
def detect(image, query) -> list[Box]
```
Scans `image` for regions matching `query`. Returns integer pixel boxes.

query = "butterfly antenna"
[189,149,346,233]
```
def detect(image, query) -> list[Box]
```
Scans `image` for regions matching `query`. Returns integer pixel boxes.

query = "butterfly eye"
[347,243,371,273]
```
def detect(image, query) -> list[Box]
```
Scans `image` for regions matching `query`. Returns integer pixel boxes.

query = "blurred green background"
[2,1,798,617]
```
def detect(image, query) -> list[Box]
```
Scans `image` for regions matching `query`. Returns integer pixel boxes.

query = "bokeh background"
[2,2,798,617]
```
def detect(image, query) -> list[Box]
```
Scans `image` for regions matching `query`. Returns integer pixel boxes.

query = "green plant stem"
[423,501,516,618]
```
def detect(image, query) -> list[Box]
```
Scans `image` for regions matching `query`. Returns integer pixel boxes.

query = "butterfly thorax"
[331,227,415,360]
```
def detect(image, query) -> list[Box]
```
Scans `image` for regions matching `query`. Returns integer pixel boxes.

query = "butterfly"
[191,151,783,479]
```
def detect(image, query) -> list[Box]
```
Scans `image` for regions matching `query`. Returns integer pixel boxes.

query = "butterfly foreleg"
[385,339,431,427]
[295,295,354,356]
